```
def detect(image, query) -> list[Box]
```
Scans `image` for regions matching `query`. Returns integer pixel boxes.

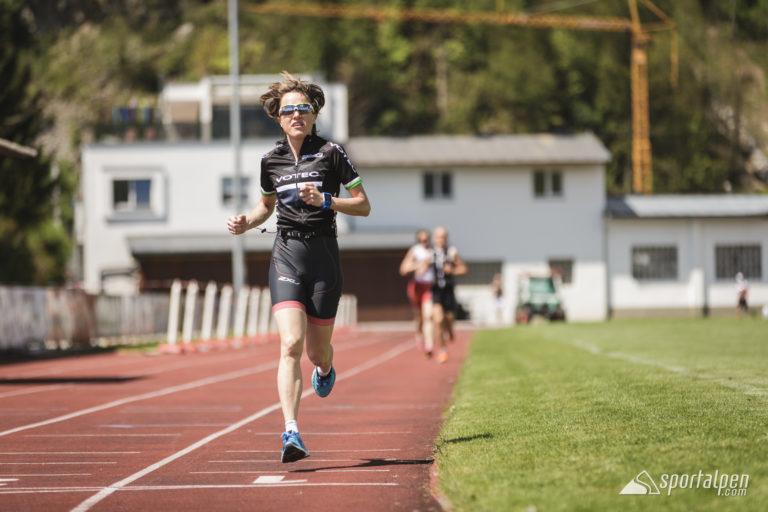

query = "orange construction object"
[247,0,677,193]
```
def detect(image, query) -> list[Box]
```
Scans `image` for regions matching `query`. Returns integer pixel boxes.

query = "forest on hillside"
[1,0,768,284]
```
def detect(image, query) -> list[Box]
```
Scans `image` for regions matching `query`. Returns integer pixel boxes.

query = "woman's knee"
[280,333,304,359]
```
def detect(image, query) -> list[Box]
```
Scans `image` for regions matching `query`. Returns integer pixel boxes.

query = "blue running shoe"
[312,366,336,398]
[281,431,309,463]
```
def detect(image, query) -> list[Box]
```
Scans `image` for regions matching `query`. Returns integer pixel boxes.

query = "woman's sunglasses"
[279,103,315,116]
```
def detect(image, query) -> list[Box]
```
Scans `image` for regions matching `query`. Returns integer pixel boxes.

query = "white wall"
[360,164,608,321]
[82,144,609,320]
[359,165,605,258]
[82,142,275,293]
[607,217,768,313]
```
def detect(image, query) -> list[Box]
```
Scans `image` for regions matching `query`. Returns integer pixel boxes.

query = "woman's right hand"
[227,214,248,235]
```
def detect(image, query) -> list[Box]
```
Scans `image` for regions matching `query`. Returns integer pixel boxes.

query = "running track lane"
[0,327,472,511]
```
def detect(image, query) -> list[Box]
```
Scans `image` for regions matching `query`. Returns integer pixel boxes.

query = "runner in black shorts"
[430,226,467,363]
[269,234,342,320]
[227,72,371,463]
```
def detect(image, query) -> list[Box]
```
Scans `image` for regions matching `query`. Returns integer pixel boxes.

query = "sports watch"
[322,192,332,210]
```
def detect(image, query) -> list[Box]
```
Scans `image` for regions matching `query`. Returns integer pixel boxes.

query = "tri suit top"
[431,246,459,312]
[260,135,363,324]
[260,135,362,233]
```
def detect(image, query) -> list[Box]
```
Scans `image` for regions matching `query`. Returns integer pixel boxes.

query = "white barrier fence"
[0,282,357,353]
[0,286,168,352]
[165,280,357,346]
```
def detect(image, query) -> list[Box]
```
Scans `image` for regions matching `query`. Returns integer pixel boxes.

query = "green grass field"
[436,317,767,511]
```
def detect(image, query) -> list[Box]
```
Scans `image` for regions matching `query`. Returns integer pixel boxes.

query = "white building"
[79,133,611,322]
[78,74,768,323]
[345,134,610,323]
[606,195,768,316]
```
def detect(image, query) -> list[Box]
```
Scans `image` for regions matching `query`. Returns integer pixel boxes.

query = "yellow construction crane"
[247,0,677,194]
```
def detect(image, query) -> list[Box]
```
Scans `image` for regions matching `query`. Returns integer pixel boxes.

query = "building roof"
[345,132,611,168]
[606,195,768,218]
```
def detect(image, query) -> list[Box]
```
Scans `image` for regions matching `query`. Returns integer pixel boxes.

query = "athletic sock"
[285,420,298,433]
[317,366,330,377]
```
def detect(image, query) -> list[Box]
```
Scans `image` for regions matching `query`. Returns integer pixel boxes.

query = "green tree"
[0,0,72,284]
[23,0,768,196]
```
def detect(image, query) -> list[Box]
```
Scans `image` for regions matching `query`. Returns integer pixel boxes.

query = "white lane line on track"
[2,330,386,382]
[0,385,69,399]
[0,408,68,413]
[122,405,242,413]
[0,462,116,466]
[0,474,91,477]
[0,452,138,455]
[26,434,179,438]
[99,424,231,428]
[2,482,399,495]
[1,344,273,380]
[253,475,307,484]
[2,332,399,437]
[1,488,105,494]
[70,339,413,512]
[0,362,276,438]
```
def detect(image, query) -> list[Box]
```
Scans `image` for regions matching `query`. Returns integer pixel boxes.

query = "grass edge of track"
[434,318,768,512]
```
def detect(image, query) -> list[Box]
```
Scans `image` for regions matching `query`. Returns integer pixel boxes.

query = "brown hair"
[260,71,325,135]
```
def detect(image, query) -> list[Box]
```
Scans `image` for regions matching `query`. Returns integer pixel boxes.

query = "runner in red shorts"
[399,229,435,357]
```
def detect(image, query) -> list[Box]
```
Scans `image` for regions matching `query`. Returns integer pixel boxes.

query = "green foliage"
[19,0,768,201]
[0,0,72,284]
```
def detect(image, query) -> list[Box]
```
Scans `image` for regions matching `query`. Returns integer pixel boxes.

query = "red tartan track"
[0,325,472,512]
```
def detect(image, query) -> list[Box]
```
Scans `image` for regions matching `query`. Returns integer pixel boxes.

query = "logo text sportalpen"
[620,470,750,496]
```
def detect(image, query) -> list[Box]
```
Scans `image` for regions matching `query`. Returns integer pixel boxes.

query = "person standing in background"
[736,272,749,316]
[491,273,504,325]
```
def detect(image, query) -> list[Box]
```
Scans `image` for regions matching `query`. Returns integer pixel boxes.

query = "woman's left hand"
[299,183,323,207]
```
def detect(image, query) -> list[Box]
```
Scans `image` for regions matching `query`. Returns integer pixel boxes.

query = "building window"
[533,169,563,198]
[715,245,762,280]
[456,261,502,285]
[549,259,574,284]
[222,177,250,206]
[632,246,677,280]
[112,179,151,212]
[424,171,453,199]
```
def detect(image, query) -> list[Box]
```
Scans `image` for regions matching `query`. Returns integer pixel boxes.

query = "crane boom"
[248,3,634,32]
[247,1,675,193]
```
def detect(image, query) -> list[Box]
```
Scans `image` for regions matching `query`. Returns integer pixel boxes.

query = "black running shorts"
[269,235,343,324]
[431,284,458,313]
